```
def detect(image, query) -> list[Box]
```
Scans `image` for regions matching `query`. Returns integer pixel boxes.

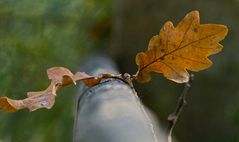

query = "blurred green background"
[0,0,239,142]
[0,0,112,141]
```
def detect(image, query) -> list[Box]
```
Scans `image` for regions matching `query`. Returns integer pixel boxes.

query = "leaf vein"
[171,54,208,64]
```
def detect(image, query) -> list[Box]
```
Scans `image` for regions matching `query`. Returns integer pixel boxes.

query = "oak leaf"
[135,10,228,83]
[0,67,109,112]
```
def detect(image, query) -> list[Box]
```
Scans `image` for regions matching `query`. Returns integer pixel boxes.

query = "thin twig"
[167,74,194,142]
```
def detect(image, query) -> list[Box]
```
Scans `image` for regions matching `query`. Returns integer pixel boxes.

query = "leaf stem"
[167,74,194,142]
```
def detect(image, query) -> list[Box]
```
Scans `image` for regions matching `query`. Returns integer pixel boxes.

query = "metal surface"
[73,55,165,142]
[73,79,165,142]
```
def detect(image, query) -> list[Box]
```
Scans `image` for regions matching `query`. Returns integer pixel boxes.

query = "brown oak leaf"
[0,67,112,112]
[135,10,228,83]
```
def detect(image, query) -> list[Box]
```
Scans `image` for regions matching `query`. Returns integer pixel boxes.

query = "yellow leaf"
[135,10,228,83]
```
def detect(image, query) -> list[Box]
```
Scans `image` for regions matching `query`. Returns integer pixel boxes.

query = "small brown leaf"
[73,72,94,82]
[0,67,115,112]
[0,97,21,112]
[0,82,56,112]
[135,10,228,83]
[83,73,113,87]
[47,67,75,85]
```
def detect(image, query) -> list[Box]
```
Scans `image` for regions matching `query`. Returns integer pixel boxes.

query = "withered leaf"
[0,82,56,112]
[135,10,228,83]
[0,67,112,112]
[83,73,114,87]
[47,67,76,85]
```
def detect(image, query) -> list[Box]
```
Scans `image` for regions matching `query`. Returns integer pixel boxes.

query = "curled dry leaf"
[135,10,228,83]
[47,67,76,86]
[0,67,111,112]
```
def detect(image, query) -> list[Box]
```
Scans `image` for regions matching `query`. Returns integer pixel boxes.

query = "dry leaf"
[0,82,56,112]
[47,67,76,85]
[135,10,228,83]
[83,73,114,87]
[0,67,110,112]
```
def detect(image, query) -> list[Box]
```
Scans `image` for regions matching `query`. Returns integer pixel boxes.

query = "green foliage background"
[0,0,111,141]
[0,0,239,142]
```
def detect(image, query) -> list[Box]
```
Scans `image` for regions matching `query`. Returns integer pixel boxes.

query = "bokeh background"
[0,0,239,142]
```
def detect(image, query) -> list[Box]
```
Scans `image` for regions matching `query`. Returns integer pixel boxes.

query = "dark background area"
[0,0,239,142]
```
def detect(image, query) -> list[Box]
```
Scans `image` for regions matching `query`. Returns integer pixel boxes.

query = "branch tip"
[166,73,194,142]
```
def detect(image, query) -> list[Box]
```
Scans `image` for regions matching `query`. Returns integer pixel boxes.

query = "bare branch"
[167,74,194,142]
